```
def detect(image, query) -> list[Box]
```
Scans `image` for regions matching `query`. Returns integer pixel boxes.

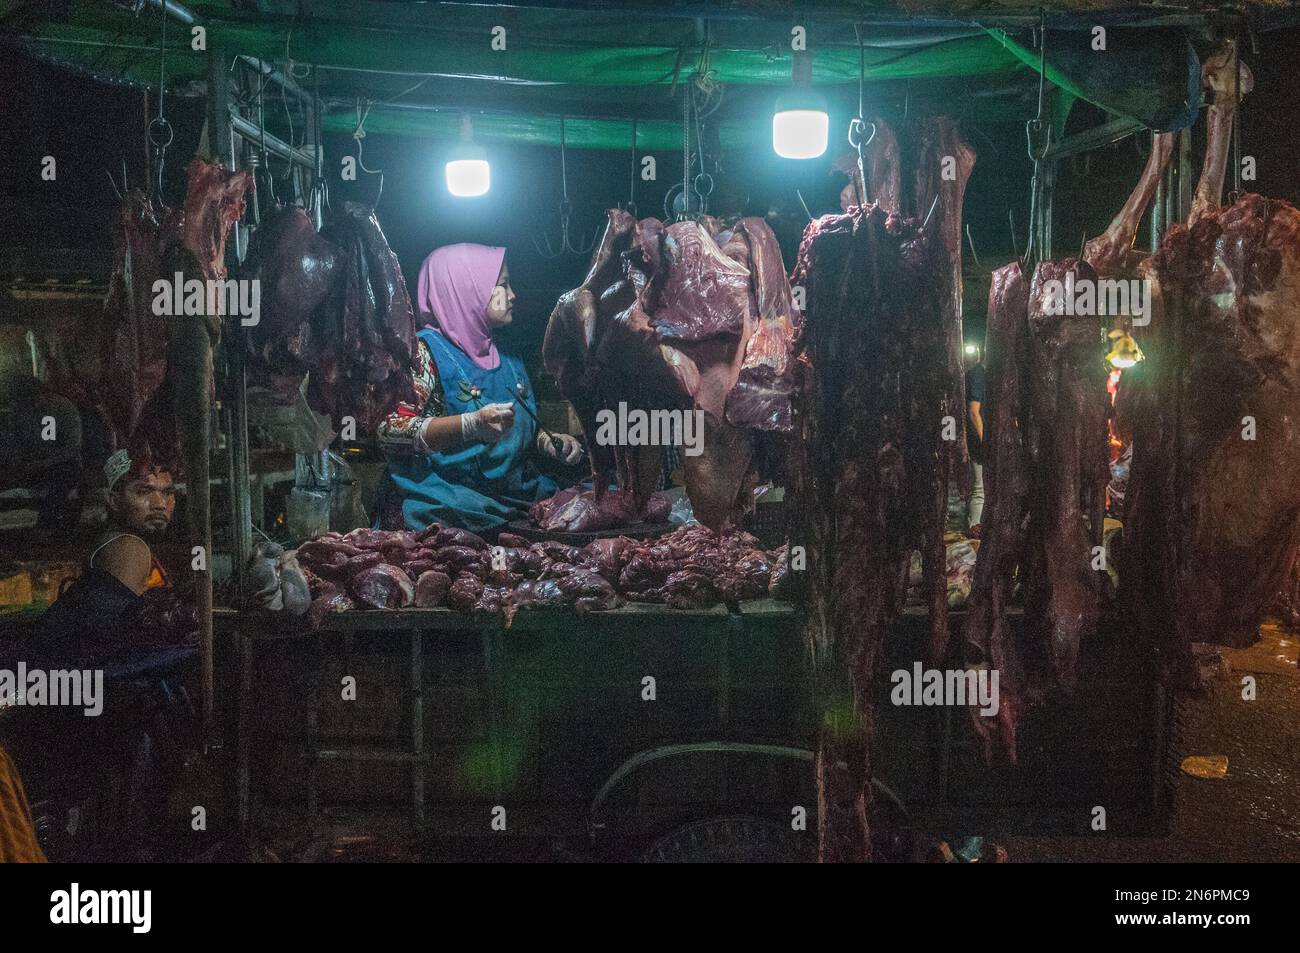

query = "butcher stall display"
[541,210,800,532]
[270,524,789,624]
[10,0,1300,876]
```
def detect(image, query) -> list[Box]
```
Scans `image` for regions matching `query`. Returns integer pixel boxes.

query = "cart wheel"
[640,816,814,863]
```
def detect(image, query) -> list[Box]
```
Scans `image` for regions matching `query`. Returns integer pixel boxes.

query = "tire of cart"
[640,815,814,863]
[588,741,914,861]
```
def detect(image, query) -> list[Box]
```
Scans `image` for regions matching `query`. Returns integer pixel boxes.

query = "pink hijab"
[417,243,507,370]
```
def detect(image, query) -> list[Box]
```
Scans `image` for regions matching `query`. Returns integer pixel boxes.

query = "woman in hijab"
[375,244,582,532]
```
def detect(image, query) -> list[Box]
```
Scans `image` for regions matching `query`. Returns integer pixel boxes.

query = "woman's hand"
[538,431,584,465]
[460,402,516,444]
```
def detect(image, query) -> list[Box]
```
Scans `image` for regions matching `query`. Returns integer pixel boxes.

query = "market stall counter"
[215,597,817,856]
[217,597,1176,858]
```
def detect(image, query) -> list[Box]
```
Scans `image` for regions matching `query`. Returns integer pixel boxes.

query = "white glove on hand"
[538,432,584,465]
[461,402,515,444]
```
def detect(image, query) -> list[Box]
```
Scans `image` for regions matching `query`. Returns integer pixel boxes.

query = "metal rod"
[438,1,1209,28]
[141,0,197,26]
[229,111,317,168]
[238,54,314,106]
[1042,117,1145,162]
[1041,161,1054,259]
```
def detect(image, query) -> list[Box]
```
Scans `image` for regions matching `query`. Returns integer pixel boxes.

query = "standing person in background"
[965,344,986,536]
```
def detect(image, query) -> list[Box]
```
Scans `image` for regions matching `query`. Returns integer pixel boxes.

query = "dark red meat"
[790,118,973,862]
[1121,193,1300,673]
[349,564,415,609]
[529,486,670,533]
[542,207,800,531]
[446,573,485,612]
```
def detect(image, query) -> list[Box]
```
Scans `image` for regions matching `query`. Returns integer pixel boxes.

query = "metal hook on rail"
[533,117,599,258]
[1021,8,1051,267]
[620,117,639,218]
[146,0,173,201]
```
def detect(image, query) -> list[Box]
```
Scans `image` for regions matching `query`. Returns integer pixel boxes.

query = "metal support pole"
[1040,161,1055,260]
[411,632,425,825]
[1150,173,1165,254]
[211,50,254,608]
[1175,128,1193,224]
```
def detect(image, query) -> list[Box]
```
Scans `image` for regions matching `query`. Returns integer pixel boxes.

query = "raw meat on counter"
[528,486,671,533]
[280,524,789,625]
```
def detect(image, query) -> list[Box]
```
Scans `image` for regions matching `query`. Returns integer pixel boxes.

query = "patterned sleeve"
[375,339,447,454]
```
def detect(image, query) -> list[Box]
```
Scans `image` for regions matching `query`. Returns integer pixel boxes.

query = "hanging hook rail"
[146,0,174,200]
[621,117,639,217]
[846,23,875,208]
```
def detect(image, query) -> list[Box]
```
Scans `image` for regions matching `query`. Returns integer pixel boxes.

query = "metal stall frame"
[199,36,325,756]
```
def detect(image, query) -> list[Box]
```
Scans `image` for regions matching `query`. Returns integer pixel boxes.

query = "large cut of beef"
[237,201,417,435]
[243,205,344,397]
[541,208,801,531]
[790,117,973,861]
[1116,45,1300,680]
[51,158,253,469]
[962,131,1173,761]
[529,486,671,534]
[1121,188,1300,667]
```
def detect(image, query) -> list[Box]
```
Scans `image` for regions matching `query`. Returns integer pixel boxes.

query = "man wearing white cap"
[33,445,176,655]
[91,447,176,595]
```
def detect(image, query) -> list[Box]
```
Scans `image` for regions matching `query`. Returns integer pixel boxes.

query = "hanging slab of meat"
[55,190,170,455]
[724,217,802,432]
[311,201,418,434]
[1116,40,1300,681]
[964,96,1185,761]
[1122,192,1300,671]
[643,221,750,341]
[542,206,801,532]
[543,208,638,497]
[243,205,345,400]
[181,157,254,288]
[960,263,1030,763]
[1023,259,1110,693]
[790,117,973,861]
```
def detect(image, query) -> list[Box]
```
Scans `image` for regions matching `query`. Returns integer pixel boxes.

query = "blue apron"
[385,328,557,532]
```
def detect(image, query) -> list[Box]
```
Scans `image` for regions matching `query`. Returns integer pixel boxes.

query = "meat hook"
[533,117,599,258]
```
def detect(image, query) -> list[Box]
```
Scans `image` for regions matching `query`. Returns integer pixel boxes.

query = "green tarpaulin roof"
[3,0,1257,147]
